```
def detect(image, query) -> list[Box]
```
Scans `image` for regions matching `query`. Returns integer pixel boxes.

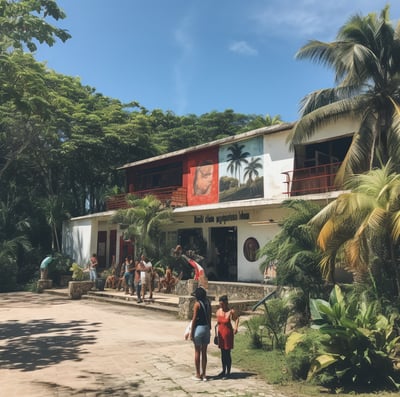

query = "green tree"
[258,200,324,318]
[0,190,32,291]
[112,195,173,259]
[0,0,71,53]
[245,113,283,130]
[288,5,400,184]
[310,164,400,301]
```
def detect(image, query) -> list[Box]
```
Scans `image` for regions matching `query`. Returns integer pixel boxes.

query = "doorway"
[210,227,237,281]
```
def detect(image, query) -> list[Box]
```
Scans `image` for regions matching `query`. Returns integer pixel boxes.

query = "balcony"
[283,162,342,196]
[106,186,188,210]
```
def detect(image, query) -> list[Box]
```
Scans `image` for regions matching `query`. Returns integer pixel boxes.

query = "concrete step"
[88,290,179,307]
[82,293,180,315]
[43,288,259,317]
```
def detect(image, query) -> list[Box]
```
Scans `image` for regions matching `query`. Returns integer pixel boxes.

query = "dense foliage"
[287,285,400,392]
[289,5,400,185]
[0,1,278,290]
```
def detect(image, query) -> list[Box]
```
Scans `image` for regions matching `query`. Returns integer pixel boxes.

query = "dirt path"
[0,292,289,396]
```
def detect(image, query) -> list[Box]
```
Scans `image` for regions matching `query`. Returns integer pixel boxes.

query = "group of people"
[109,254,154,303]
[187,287,239,381]
[102,254,182,300]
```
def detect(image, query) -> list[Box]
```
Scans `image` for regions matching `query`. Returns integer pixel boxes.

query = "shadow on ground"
[0,318,100,371]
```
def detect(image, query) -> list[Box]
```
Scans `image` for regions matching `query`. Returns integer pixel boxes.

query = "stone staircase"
[83,290,181,315]
[45,280,277,320]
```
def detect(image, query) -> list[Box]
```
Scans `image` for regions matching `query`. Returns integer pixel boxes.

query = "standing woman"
[216,295,239,379]
[89,253,98,283]
[190,287,211,381]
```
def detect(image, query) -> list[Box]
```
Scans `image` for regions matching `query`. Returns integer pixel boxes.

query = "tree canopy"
[288,5,400,185]
[0,1,281,290]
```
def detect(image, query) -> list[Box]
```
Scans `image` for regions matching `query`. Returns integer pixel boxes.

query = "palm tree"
[40,195,70,252]
[112,195,173,259]
[243,157,263,184]
[246,113,283,130]
[0,199,31,292]
[288,5,400,185]
[226,142,250,185]
[310,163,400,300]
[258,200,324,318]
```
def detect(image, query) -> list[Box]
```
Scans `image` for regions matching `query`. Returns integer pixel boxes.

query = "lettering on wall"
[193,212,249,224]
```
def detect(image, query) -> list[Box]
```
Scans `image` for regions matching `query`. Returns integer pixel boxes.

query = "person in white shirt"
[140,254,153,300]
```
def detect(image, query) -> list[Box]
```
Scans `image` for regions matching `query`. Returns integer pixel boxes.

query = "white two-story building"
[62,117,358,282]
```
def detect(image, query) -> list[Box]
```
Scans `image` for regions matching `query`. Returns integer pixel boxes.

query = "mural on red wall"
[187,148,219,205]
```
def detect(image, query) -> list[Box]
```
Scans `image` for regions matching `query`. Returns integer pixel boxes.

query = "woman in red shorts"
[215,295,239,379]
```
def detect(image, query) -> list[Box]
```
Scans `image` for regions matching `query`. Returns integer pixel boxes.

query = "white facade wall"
[63,119,358,282]
[263,129,294,199]
[62,218,94,266]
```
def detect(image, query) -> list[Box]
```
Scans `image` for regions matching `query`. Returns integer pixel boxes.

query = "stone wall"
[174,279,275,300]
[68,281,94,299]
[175,280,278,319]
[207,281,275,300]
[37,279,53,291]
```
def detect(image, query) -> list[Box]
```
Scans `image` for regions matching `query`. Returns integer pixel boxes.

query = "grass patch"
[227,332,400,397]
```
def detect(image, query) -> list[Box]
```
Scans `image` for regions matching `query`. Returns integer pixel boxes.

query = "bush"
[0,259,18,292]
[243,314,266,349]
[285,329,324,380]
[245,297,291,350]
[69,263,89,281]
[48,253,74,286]
[300,285,400,392]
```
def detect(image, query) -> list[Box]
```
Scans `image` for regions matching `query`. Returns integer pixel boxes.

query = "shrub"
[285,329,324,380]
[243,314,266,349]
[69,263,88,281]
[299,285,400,392]
[48,253,74,285]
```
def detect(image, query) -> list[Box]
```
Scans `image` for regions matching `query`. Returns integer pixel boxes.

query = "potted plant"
[68,263,92,299]
[70,263,88,280]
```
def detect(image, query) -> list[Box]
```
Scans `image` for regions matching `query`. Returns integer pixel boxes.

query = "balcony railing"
[283,162,342,196]
[106,186,188,210]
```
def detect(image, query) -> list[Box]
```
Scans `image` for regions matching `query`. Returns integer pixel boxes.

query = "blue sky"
[34,1,400,123]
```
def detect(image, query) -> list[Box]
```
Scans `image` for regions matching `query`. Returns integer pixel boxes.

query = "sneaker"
[202,376,207,382]
[191,376,202,381]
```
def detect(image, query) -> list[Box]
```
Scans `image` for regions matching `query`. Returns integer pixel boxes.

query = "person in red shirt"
[215,295,239,379]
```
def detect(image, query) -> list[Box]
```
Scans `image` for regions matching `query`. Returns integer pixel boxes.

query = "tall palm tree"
[288,5,400,184]
[226,142,250,185]
[243,157,263,184]
[258,200,324,318]
[112,194,173,259]
[310,163,400,299]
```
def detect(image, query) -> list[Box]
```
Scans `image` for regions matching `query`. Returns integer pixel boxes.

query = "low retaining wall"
[207,281,275,300]
[37,279,53,291]
[174,280,276,300]
[68,281,94,299]
[175,279,277,319]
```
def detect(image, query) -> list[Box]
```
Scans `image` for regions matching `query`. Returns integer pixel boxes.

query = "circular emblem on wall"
[243,237,260,262]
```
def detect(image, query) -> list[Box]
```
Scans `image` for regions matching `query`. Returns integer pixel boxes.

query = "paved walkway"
[0,292,290,397]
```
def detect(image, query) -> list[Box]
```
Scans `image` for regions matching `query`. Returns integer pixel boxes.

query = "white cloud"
[173,13,195,114]
[248,0,399,41]
[229,40,258,56]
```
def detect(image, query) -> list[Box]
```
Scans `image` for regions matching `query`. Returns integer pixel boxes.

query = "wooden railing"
[283,162,342,196]
[106,186,188,210]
